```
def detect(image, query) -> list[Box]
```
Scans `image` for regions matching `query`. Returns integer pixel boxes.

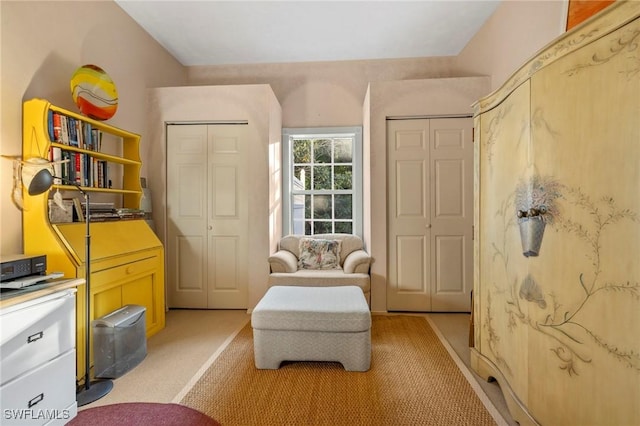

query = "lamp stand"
[75,190,113,407]
[20,160,113,406]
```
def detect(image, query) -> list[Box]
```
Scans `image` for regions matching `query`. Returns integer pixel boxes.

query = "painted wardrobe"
[472,2,639,425]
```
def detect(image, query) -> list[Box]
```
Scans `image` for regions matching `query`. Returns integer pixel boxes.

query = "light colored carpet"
[80,310,515,425]
[180,315,500,425]
[83,309,250,408]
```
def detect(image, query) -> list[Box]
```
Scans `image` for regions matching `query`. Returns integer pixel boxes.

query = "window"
[282,127,362,236]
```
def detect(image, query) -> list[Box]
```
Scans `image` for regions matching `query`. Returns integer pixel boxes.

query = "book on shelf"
[116,208,146,220]
[59,114,69,144]
[93,127,102,151]
[74,153,82,185]
[88,212,121,222]
[49,146,63,184]
[75,119,83,149]
[61,151,71,182]
[48,110,56,142]
[83,122,92,150]
[86,204,120,221]
[68,117,78,147]
[86,202,115,212]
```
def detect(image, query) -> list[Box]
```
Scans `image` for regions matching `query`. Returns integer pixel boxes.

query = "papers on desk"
[0,272,64,289]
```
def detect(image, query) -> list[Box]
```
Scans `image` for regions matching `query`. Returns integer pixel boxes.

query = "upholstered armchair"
[268,234,371,304]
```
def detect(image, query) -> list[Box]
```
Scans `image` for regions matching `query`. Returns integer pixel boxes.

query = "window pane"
[334,165,352,190]
[305,195,311,219]
[334,139,352,163]
[335,221,352,233]
[292,194,306,234]
[304,221,312,235]
[314,139,332,163]
[293,139,311,163]
[335,194,352,219]
[313,166,331,190]
[294,165,310,190]
[313,195,332,219]
[314,221,332,234]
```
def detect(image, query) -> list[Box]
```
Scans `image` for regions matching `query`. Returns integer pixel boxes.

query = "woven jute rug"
[180,315,497,425]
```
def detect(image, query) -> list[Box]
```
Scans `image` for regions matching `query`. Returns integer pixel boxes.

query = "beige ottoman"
[251,286,371,371]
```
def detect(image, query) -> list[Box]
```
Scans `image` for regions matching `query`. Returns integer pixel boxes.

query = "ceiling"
[114,1,502,66]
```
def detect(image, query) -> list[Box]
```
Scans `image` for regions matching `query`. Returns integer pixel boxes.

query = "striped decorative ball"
[70,64,118,121]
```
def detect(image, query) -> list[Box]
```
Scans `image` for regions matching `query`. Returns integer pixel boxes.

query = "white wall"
[187,57,458,128]
[1,1,186,255]
[185,2,567,131]
[456,0,567,92]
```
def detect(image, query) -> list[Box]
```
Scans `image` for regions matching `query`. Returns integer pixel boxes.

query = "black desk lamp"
[21,157,113,406]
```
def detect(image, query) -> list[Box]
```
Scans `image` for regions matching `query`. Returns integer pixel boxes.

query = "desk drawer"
[92,256,157,288]
[0,291,75,385]
[0,350,76,426]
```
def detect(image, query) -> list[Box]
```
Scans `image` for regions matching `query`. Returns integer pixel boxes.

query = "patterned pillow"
[298,238,342,270]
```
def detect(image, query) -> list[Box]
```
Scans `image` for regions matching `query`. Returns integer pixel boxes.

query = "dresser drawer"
[0,290,75,385]
[0,350,76,426]
[92,256,157,288]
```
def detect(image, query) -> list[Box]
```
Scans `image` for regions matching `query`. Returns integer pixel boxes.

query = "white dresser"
[1,281,81,425]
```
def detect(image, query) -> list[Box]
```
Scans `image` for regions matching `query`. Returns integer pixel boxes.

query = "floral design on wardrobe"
[484,180,640,376]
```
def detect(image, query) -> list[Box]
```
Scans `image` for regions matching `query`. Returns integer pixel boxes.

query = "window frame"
[282,126,363,237]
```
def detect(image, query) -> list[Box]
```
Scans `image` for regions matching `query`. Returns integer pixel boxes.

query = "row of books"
[50,147,110,188]
[74,199,120,222]
[68,200,146,223]
[47,110,103,151]
[49,200,144,223]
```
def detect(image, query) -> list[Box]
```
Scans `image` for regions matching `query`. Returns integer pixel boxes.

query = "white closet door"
[429,118,474,311]
[167,124,249,309]
[206,123,249,309]
[386,117,473,312]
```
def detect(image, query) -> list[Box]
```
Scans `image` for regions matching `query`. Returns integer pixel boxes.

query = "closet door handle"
[425,224,432,229]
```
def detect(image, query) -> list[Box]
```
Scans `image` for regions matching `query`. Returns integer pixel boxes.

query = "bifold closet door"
[166,124,249,309]
[386,117,473,312]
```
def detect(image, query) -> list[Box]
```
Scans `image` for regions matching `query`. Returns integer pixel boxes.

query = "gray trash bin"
[92,304,147,379]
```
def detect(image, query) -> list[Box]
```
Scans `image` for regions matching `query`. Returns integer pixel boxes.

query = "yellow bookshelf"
[22,98,165,383]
